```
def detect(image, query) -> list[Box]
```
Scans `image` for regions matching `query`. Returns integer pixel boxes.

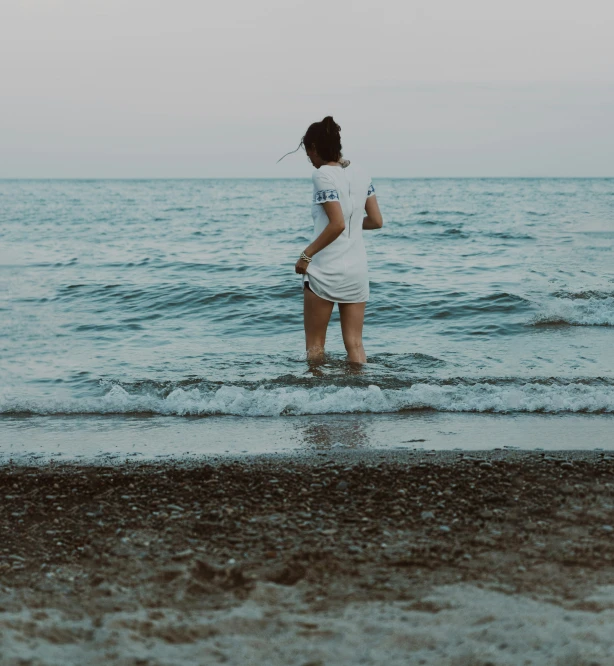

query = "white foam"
[531,296,614,326]
[2,381,614,416]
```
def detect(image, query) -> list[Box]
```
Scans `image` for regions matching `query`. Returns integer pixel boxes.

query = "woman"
[280,116,383,364]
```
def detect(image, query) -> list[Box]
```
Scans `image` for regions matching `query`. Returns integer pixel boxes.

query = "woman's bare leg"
[304,285,334,363]
[339,301,367,364]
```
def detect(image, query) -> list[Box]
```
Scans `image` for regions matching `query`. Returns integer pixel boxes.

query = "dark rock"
[154,566,184,583]
[265,563,306,586]
[191,559,218,582]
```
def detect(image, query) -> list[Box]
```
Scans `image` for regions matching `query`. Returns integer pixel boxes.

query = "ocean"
[2,177,613,458]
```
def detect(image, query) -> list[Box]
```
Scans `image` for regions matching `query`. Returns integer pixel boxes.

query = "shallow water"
[2,413,613,462]
[1,178,614,454]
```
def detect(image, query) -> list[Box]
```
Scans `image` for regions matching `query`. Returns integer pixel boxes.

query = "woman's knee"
[343,337,364,351]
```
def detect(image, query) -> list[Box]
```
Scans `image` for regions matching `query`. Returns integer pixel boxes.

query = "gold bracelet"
[300,251,312,263]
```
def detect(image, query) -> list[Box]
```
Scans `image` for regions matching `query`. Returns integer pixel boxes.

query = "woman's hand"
[295,257,310,274]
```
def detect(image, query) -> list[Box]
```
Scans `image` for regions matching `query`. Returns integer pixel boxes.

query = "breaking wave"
[2,380,614,416]
[531,295,614,327]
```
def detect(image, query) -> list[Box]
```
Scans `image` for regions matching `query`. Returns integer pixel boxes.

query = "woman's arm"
[295,201,345,274]
[363,195,383,229]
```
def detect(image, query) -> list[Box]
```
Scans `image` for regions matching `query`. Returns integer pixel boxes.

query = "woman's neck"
[323,159,350,168]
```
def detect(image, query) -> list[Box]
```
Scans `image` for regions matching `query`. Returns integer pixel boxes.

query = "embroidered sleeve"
[367,181,376,197]
[312,169,340,205]
[313,189,340,204]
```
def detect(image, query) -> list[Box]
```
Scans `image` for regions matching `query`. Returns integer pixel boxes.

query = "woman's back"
[307,162,373,303]
[312,162,373,243]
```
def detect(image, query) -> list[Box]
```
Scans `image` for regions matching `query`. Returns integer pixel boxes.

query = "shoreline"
[3,445,613,466]
[1,449,614,663]
[3,412,614,462]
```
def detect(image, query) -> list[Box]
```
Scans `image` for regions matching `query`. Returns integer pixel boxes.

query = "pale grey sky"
[1,0,613,177]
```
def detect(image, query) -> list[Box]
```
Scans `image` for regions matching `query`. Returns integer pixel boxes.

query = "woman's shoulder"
[313,162,371,185]
[312,167,338,185]
[346,162,372,187]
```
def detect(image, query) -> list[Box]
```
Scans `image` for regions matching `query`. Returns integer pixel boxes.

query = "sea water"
[1,178,613,458]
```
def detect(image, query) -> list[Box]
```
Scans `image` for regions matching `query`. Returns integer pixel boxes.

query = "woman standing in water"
[280,116,383,364]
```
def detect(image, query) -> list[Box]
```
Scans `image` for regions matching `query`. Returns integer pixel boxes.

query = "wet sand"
[1,449,614,665]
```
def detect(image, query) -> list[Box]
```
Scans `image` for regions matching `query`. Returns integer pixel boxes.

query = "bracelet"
[300,251,312,263]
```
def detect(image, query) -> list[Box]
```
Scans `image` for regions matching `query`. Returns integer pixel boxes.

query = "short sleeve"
[367,180,376,198]
[312,169,339,204]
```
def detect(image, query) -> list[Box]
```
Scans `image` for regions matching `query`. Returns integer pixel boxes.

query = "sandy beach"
[1,448,613,665]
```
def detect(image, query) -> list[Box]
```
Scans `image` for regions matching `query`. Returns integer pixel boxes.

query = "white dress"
[303,162,376,303]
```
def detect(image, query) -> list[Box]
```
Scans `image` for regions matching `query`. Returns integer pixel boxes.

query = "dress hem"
[303,275,368,304]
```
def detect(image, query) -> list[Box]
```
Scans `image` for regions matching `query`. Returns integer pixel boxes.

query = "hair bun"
[295,116,343,163]
[322,116,340,136]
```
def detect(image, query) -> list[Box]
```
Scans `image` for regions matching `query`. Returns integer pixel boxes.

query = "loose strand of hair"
[276,140,304,164]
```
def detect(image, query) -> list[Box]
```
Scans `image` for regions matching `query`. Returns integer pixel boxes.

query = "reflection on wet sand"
[296,415,370,451]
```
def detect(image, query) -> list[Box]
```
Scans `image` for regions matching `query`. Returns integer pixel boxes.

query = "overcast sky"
[1,0,613,177]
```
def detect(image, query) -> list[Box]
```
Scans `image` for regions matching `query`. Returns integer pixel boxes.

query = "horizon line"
[1,176,614,181]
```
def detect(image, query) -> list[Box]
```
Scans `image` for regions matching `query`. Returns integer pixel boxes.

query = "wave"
[368,290,532,328]
[531,295,614,327]
[552,290,614,300]
[485,231,535,240]
[3,380,614,416]
[415,210,476,217]
[50,282,299,319]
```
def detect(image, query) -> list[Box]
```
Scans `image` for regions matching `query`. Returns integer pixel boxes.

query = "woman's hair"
[276,116,342,163]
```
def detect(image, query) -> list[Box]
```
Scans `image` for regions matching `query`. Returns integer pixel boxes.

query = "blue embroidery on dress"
[313,189,340,203]
[367,182,375,196]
